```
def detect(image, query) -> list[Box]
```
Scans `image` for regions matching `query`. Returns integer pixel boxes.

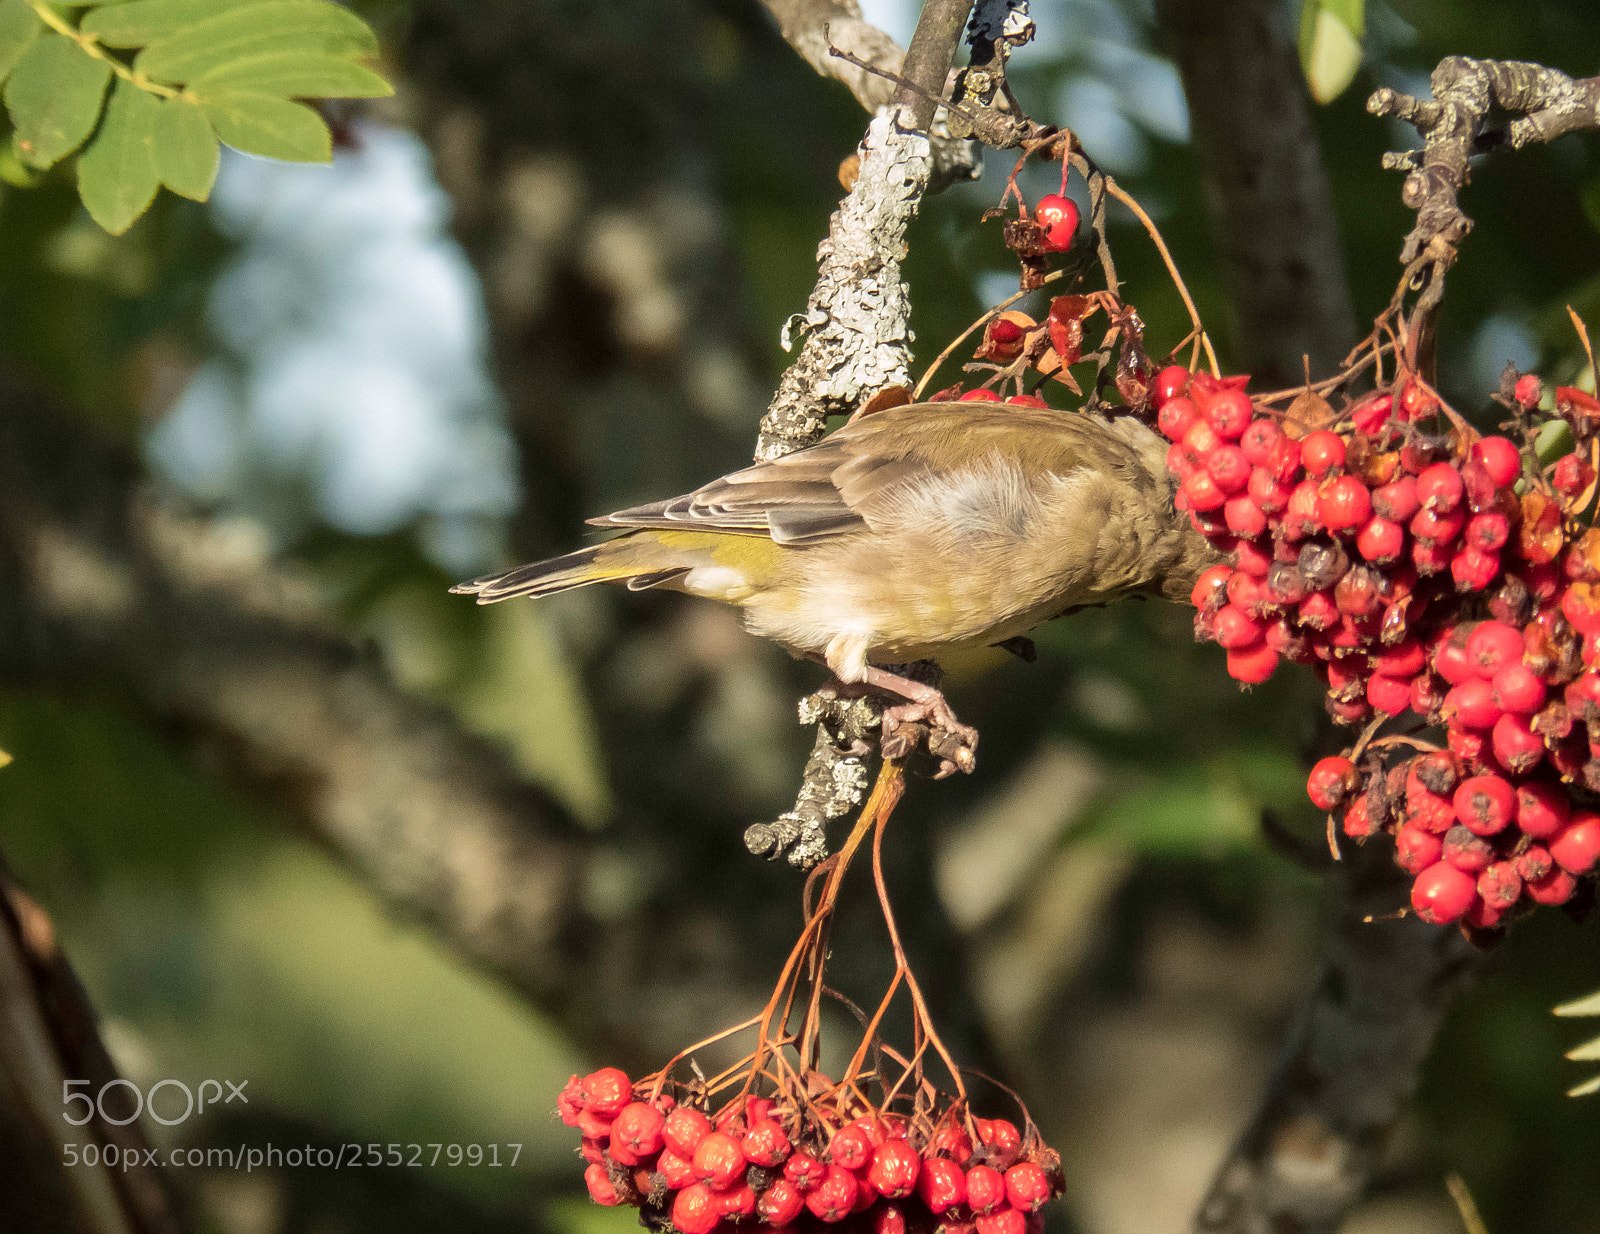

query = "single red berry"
[1443,679,1501,730]
[928,1122,974,1165]
[1478,861,1522,910]
[1372,475,1420,523]
[582,1068,634,1118]
[665,1108,713,1158]
[1466,512,1510,554]
[558,1075,586,1127]
[1411,504,1465,547]
[1342,795,1374,838]
[1452,546,1500,592]
[965,1165,1007,1215]
[866,1139,921,1199]
[1034,193,1080,251]
[1412,672,1446,721]
[1284,479,1325,537]
[1152,364,1190,408]
[1213,604,1264,650]
[1452,775,1515,836]
[1554,453,1594,497]
[1224,495,1268,538]
[1306,757,1358,811]
[1513,373,1543,407]
[1299,430,1346,479]
[1470,436,1520,488]
[1184,471,1227,513]
[805,1165,859,1222]
[758,1179,806,1226]
[1466,621,1523,677]
[693,1132,746,1190]
[586,1162,621,1206]
[1527,866,1578,905]
[1204,388,1254,440]
[1239,419,1282,465]
[613,1102,666,1159]
[917,1157,967,1212]
[1516,780,1570,839]
[1005,394,1050,408]
[1373,640,1425,679]
[1247,467,1292,515]
[1491,712,1544,774]
[577,1108,614,1140]
[1416,462,1464,513]
[1492,662,1547,715]
[674,1183,724,1234]
[1411,861,1477,924]
[959,388,1003,402]
[719,1183,756,1219]
[1207,444,1251,493]
[1190,564,1233,610]
[1319,476,1373,532]
[784,1150,826,1192]
[1227,643,1280,685]
[1396,824,1443,874]
[1443,825,1494,873]
[1158,396,1199,442]
[1356,516,1404,564]
[1551,812,1600,874]
[660,1149,697,1189]
[742,1118,791,1167]
[1561,584,1600,636]
[828,1125,874,1171]
[1367,673,1411,716]
[1297,591,1339,631]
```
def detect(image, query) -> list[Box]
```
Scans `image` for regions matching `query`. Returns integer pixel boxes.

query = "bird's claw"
[879,699,979,776]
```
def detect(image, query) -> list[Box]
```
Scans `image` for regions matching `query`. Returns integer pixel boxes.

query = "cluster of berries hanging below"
[1159,364,1600,932]
[560,1066,1062,1234]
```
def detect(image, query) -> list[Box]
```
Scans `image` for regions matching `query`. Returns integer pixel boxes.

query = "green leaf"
[135,1,377,85]
[1568,1033,1600,1062]
[82,0,259,48]
[199,90,328,162]
[1299,0,1365,105]
[1556,989,1600,1016]
[1570,1074,1600,1098]
[0,0,42,86]
[153,96,216,199]
[3,31,112,168]
[76,76,161,233]
[193,51,391,99]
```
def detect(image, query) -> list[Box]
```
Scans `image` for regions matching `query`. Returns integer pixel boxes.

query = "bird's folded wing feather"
[587,403,1140,546]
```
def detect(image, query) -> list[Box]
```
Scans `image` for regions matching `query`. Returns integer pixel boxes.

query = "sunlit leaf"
[82,0,260,48]
[135,1,377,85]
[77,78,162,233]
[199,90,329,162]
[194,51,391,99]
[1299,0,1365,105]
[153,96,217,199]
[1555,989,1600,1016]
[0,0,42,86]
[3,31,112,168]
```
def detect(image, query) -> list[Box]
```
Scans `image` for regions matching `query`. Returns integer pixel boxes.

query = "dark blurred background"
[0,1,1597,1232]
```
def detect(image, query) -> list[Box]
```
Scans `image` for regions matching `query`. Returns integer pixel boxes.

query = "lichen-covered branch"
[754,111,933,459]
[1370,58,1600,318]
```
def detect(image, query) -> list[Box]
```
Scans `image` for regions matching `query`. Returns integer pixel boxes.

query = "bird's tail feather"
[450,539,685,604]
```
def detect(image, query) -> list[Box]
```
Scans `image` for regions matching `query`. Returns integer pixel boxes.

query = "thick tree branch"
[1154,0,1357,386]
[758,0,903,113]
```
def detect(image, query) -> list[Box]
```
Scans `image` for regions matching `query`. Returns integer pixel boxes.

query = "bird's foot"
[864,664,979,778]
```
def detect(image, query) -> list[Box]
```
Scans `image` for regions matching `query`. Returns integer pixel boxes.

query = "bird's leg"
[861,664,979,778]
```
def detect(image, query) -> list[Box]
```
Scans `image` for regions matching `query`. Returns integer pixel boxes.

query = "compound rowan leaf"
[1299,0,1365,104]
[76,77,162,233]
[193,51,390,99]
[3,31,112,168]
[0,0,42,86]
[82,0,259,48]
[153,96,218,199]
[198,90,329,162]
[135,1,377,85]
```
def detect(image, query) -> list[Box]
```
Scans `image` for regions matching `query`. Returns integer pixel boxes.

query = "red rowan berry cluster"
[559,1067,1062,1234]
[1156,363,1600,930]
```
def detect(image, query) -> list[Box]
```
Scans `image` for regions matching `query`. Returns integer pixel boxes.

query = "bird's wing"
[588,403,1141,546]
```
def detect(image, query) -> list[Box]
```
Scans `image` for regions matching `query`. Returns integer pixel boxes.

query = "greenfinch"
[453,400,1214,767]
